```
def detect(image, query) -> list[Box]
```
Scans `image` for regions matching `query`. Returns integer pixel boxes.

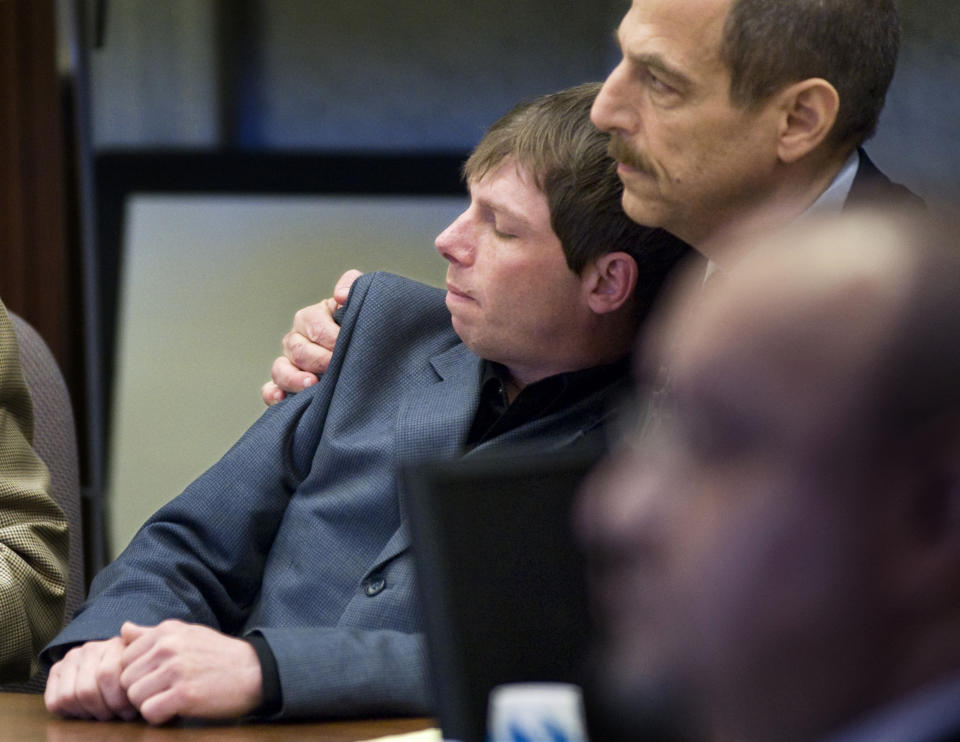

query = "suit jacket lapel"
[375,348,625,574]
[394,342,482,467]
[365,344,480,575]
[396,344,629,463]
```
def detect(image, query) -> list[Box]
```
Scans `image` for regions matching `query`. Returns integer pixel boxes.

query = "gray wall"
[108,195,464,553]
[90,0,626,150]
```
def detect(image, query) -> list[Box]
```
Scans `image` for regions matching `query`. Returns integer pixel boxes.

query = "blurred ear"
[775,78,840,163]
[583,251,638,315]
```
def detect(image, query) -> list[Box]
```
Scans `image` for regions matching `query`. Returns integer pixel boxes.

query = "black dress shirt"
[465,357,630,448]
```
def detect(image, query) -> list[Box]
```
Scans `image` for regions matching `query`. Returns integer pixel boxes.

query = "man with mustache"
[42,84,689,725]
[262,0,917,402]
[590,0,918,264]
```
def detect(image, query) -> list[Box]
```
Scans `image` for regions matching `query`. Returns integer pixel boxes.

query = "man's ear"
[774,78,840,164]
[583,251,638,315]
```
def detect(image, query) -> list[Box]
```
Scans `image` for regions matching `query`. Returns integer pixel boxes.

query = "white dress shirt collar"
[704,149,861,280]
[799,148,860,220]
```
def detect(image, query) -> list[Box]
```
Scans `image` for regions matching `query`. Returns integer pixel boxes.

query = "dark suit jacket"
[846,149,923,209]
[43,272,628,718]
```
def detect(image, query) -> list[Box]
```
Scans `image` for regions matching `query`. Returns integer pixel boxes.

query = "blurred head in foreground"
[578,209,960,742]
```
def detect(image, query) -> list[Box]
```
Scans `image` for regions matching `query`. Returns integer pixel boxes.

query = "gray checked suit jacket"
[43,272,628,719]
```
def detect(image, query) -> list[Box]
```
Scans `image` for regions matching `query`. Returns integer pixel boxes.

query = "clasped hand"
[44,620,264,725]
[260,269,361,405]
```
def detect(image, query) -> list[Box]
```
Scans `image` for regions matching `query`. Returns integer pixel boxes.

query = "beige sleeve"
[0,301,68,681]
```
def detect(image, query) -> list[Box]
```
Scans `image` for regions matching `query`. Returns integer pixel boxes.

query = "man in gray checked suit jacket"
[42,83,690,724]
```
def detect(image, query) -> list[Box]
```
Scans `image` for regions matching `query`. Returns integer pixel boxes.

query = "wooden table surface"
[2,692,435,742]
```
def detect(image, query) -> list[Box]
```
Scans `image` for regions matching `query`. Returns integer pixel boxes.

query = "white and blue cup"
[486,682,588,742]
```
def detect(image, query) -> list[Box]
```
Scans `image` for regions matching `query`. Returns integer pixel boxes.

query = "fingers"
[271,353,320,395]
[44,637,136,721]
[333,269,363,305]
[45,648,84,718]
[277,337,325,384]
[122,657,179,726]
[120,620,148,642]
[68,640,122,720]
[120,620,263,724]
[261,334,324,405]
[120,619,177,680]
[290,300,341,358]
[95,639,139,721]
[46,622,264,725]
[120,620,181,724]
[136,688,184,726]
[260,380,286,406]
[265,273,358,403]
[119,621,152,662]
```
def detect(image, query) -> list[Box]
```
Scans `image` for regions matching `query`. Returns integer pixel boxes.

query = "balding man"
[578,210,960,742]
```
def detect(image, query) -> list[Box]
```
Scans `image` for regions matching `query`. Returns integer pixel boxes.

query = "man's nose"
[435,212,476,266]
[591,62,636,135]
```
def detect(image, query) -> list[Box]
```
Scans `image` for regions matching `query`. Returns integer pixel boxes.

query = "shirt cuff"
[244,632,282,716]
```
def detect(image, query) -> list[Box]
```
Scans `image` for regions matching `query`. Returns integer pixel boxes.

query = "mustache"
[607,134,654,175]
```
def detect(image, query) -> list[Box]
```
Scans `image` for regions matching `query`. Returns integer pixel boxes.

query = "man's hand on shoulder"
[44,636,138,721]
[118,620,264,725]
[261,269,363,405]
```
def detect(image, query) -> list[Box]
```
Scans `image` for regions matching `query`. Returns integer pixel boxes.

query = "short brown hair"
[463,83,689,317]
[721,0,900,149]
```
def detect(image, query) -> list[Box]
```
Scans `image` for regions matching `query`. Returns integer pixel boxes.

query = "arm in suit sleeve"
[251,273,451,718]
[44,274,445,718]
[0,301,68,681]
[38,276,388,661]
[258,625,431,718]
[40,383,328,661]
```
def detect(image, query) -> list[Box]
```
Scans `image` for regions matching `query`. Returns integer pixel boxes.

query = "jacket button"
[363,576,386,597]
